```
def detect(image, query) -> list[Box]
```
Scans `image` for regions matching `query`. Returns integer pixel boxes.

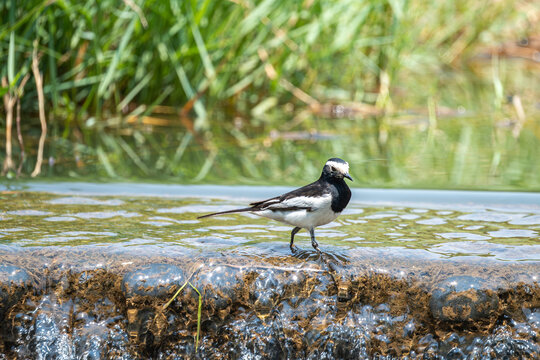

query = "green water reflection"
[19,108,538,191]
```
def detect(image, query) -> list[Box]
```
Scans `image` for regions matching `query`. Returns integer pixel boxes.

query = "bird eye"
[330,166,336,172]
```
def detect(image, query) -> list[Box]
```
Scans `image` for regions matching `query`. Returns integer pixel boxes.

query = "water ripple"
[457,212,525,223]
[7,210,52,216]
[416,218,447,225]
[1,189,539,261]
[73,211,141,219]
[509,215,540,225]
[487,229,538,238]
[47,197,124,206]
[436,232,491,241]
[44,216,78,222]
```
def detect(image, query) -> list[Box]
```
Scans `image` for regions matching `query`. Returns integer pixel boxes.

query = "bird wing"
[250,181,330,212]
[249,196,281,208]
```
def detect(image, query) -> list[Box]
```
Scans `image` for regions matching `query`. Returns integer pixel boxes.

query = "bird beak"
[344,173,353,181]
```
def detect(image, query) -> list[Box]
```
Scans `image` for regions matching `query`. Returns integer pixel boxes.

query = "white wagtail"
[198,158,352,253]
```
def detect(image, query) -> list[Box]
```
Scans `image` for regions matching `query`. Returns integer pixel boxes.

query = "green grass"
[0,0,539,189]
[163,280,202,350]
[1,0,532,117]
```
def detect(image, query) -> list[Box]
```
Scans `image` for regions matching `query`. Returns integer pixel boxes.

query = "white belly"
[254,205,340,229]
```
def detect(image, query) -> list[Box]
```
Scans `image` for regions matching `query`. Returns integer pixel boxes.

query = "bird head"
[322,158,353,181]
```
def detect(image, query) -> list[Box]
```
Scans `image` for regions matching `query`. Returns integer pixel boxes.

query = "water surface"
[1,183,539,262]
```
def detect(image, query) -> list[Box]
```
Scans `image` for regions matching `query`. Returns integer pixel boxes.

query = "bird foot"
[290,244,298,254]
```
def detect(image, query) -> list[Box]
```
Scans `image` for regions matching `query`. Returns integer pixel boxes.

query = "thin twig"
[31,42,47,178]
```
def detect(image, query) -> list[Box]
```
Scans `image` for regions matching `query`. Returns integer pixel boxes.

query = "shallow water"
[1,183,539,261]
[0,183,539,359]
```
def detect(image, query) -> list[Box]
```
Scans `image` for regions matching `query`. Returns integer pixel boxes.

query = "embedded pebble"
[0,265,31,306]
[0,264,31,287]
[191,265,245,315]
[122,264,185,298]
[251,270,282,316]
[430,276,499,323]
[0,265,32,319]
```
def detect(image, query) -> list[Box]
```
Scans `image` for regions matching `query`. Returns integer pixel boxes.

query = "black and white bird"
[198,158,352,253]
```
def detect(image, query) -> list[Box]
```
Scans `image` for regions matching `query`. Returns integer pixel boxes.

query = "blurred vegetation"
[0,0,539,189]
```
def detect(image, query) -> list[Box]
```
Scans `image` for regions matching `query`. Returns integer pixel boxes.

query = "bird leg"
[309,228,321,253]
[290,227,301,253]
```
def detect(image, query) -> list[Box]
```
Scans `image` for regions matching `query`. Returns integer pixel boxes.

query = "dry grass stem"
[2,74,30,175]
[512,95,526,138]
[31,43,47,178]
[123,0,148,28]
[279,78,320,110]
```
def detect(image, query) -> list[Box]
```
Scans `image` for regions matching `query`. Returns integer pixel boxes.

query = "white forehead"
[326,160,349,173]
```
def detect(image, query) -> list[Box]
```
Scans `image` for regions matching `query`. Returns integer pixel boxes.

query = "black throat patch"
[326,178,351,213]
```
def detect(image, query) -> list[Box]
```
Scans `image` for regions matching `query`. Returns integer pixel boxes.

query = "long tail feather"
[197,207,254,219]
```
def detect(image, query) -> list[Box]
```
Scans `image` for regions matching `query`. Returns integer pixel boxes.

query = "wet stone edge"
[0,251,538,358]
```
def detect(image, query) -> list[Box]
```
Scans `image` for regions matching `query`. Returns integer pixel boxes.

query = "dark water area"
[0,183,539,359]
